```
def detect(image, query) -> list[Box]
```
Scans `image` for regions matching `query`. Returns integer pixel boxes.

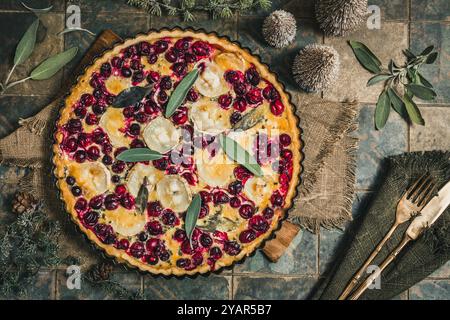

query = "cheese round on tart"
[52,30,301,276]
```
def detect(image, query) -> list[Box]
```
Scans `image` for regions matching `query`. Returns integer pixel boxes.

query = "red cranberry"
[146,255,159,265]
[66,176,76,185]
[71,186,82,196]
[147,71,160,84]
[157,90,168,104]
[128,123,140,136]
[233,97,247,112]
[161,209,177,226]
[120,193,135,210]
[134,112,149,124]
[130,59,142,71]
[270,100,285,116]
[228,181,243,195]
[239,204,255,219]
[172,108,188,125]
[191,252,203,266]
[74,106,87,118]
[124,45,138,58]
[249,215,270,233]
[76,133,90,148]
[111,175,121,183]
[116,239,130,250]
[224,70,242,84]
[74,198,87,212]
[130,139,145,149]
[230,112,242,125]
[165,49,178,63]
[66,119,82,134]
[200,233,213,248]
[63,137,78,152]
[147,54,158,64]
[182,172,196,186]
[160,76,172,90]
[234,82,248,96]
[192,41,210,56]
[144,101,160,115]
[199,205,209,219]
[230,197,241,208]
[80,93,95,107]
[181,239,197,254]
[154,40,169,54]
[92,129,107,144]
[174,229,187,242]
[176,258,190,268]
[153,158,168,171]
[90,74,103,88]
[263,85,280,101]
[82,210,99,227]
[234,166,252,181]
[138,41,151,55]
[213,191,230,204]
[104,194,119,210]
[245,67,261,86]
[175,38,191,51]
[147,221,163,235]
[200,191,212,203]
[138,232,148,242]
[147,201,163,217]
[173,62,187,76]
[121,67,132,78]
[111,161,126,173]
[123,106,134,118]
[270,191,284,207]
[92,104,106,115]
[132,71,145,83]
[186,88,199,102]
[209,247,222,260]
[100,62,111,77]
[281,149,293,160]
[279,134,292,147]
[218,94,232,109]
[111,57,124,68]
[102,142,113,154]
[224,241,241,256]
[102,155,113,165]
[262,207,274,219]
[239,229,257,243]
[246,88,263,105]
[87,146,100,160]
[145,238,161,253]
[94,224,116,244]
[89,195,104,210]
[74,150,87,163]
[129,242,145,258]
[213,230,229,242]
[85,113,98,125]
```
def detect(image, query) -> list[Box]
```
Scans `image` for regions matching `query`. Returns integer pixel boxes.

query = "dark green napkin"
[311,151,450,300]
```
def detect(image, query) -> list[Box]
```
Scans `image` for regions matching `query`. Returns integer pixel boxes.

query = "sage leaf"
[406,84,436,100]
[185,194,201,249]
[375,91,391,130]
[135,177,149,215]
[165,68,199,117]
[417,73,433,88]
[30,47,78,80]
[387,88,408,120]
[112,85,153,108]
[348,41,382,74]
[425,52,438,64]
[367,74,392,86]
[218,134,263,177]
[421,45,434,56]
[116,148,163,162]
[14,19,39,66]
[232,107,265,130]
[403,49,416,60]
[402,93,425,125]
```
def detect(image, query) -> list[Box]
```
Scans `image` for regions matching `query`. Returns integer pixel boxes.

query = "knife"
[348,179,450,300]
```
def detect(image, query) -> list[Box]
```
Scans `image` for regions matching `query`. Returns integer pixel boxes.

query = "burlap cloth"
[0,32,358,248]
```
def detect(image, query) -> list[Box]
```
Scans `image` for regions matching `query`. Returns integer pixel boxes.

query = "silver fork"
[339,174,436,300]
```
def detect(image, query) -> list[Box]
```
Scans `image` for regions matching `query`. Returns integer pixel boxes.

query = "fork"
[338,174,436,300]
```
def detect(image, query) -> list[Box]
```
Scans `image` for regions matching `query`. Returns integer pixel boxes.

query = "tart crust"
[52,29,303,276]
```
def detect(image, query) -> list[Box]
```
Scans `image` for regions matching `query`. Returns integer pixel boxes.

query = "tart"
[53,29,302,275]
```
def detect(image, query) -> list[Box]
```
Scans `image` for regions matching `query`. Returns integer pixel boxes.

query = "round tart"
[53,29,302,275]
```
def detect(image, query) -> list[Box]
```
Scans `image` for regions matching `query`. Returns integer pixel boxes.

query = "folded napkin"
[311,151,450,300]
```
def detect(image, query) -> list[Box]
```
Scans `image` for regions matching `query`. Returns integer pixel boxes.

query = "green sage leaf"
[30,47,78,80]
[402,93,425,125]
[417,72,433,88]
[375,91,391,130]
[348,41,382,74]
[425,52,438,64]
[14,19,39,66]
[232,107,265,130]
[387,88,408,120]
[406,83,437,100]
[218,134,263,177]
[165,68,199,117]
[135,177,149,214]
[185,194,202,249]
[112,85,153,108]
[116,148,163,162]
[403,49,416,60]
[421,45,434,56]
[367,74,392,86]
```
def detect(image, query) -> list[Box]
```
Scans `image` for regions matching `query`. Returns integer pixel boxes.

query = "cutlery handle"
[338,223,399,300]
[348,236,411,300]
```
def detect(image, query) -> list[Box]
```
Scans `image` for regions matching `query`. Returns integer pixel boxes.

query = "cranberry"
[239,204,255,219]
[270,191,284,207]
[92,104,106,115]
[225,70,243,84]
[281,149,293,160]
[124,45,138,58]
[209,247,223,260]
[80,93,95,107]
[185,52,197,63]
[82,210,99,227]
[153,158,168,171]
[165,49,178,63]
[246,88,263,105]
[157,90,168,104]
[74,198,87,212]
[94,224,115,244]
[121,67,132,78]
[90,74,103,88]
[234,82,248,96]
[263,85,280,101]
[138,232,148,242]
[147,54,158,64]
[66,176,76,185]
[100,62,111,77]
[173,62,187,76]
[132,71,145,83]
[86,146,100,160]
[146,255,159,265]
[66,119,82,134]
[76,133,89,149]
[176,258,190,268]
[174,229,187,242]
[162,209,177,226]
[154,40,169,54]
[172,108,188,125]
[74,150,87,163]
[228,181,243,195]
[123,106,134,118]
[270,100,285,116]
[159,250,170,261]
[200,233,213,248]
[104,194,119,210]
[145,238,161,253]
[129,242,145,258]
[199,205,209,219]
[213,191,230,204]
[116,238,130,250]
[74,106,87,118]
[102,155,113,165]
[262,207,274,219]
[230,112,242,125]
[160,76,172,90]
[130,139,145,149]
[192,41,210,56]
[92,129,107,144]
[147,221,163,235]
[85,113,98,125]
[89,195,104,210]
[279,134,292,147]
[167,166,178,175]
[182,172,196,186]
[181,239,197,254]
[71,186,82,197]
[128,123,140,136]
[234,166,252,181]
[102,142,113,155]
[130,59,142,71]
[230,197,241,208]
[240,229,257,243]
[245,67,260,86]
[224,241,241,256]
[111,175,121,184]
[175,38,191,51]
[111,161,126,174]
[200,191,212,203]
[138,41,151,55]
[213,230,229,242]
[120,193,135,209]
[218,94,232,109]
[147,71,160,84]
[186,88,199,102]
[249,215,269,232]
[63,137,77,153]
[147,201,163,217]
[233,97,247,112]
[191,252,203,266]
[111,57,123,68]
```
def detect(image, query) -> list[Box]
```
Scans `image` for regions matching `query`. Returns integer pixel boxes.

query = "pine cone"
[11,191,39,214]
[89,262,114,282]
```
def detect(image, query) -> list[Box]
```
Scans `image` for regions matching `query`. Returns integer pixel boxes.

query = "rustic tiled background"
[0,0,449,300]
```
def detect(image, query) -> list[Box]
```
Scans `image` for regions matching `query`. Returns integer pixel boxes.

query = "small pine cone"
[262,10,297,48]
[11,191,38,214]
[292,44,340,92]
[89,262,114,282]
[316,0,368,37]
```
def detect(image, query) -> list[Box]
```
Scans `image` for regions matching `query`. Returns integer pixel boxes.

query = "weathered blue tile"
[411,0,450,21]
[238,17,322,91]
[233,276,317,300]
[409,280,450,300]
[355,105,408,190]
[234,229,317,275]
[430,261,450,278]
[370,0,409,20]
[410,106,450,151]
[410,23,450,104]
[319,227,347,274]
[144,275,231,300]
[0,0,64,11]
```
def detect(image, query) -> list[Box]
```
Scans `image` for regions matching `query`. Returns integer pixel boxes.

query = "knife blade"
[406,179,450,240]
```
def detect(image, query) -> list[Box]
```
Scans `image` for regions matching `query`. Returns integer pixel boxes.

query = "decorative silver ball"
[292,44,340,92]
[262,10,297,48]
[316,0,368,37]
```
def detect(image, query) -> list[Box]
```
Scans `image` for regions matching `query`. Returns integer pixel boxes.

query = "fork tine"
[418,183,437,207]
[410,175,433,204]
[406,173,428,199]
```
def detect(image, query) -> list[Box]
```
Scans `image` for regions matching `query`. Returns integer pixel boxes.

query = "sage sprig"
[185,194,202,249]
[349,41,438,129]
[116,148,163,162]
[135,177,149,214]
[165,68,199,117]
[112,85,154,108]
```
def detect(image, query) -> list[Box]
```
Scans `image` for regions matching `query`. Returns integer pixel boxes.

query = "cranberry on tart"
[53,30,302,275]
